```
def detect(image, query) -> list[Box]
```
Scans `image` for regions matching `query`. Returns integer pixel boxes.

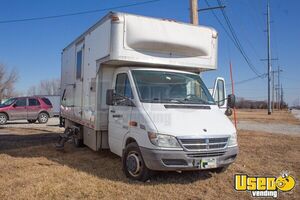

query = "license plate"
[194,157,217,169]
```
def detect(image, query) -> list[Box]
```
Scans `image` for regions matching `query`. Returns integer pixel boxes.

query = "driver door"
[108,72,134,156]
[9,98,28,120]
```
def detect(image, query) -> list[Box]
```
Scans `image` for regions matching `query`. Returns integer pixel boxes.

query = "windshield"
[131,70,215,105]
[1,98,16,106]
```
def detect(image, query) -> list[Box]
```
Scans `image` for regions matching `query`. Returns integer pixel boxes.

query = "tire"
[38,112,49,124]
[72,136,84,147]
[0,113,8,125]
[27,119,37,124]
[122,142,151,182]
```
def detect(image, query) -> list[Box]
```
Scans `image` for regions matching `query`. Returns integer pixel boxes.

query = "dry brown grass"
[0,126,299,200]
[233,109,300,125]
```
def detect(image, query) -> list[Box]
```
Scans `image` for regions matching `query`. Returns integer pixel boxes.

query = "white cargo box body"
[60,12,218,131]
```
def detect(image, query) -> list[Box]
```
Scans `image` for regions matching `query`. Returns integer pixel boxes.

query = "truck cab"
[106,67,237,181]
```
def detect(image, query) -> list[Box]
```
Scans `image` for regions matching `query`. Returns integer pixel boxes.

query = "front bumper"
[140,146,238,171]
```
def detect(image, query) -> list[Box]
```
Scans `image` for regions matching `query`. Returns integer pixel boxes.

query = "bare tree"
[27,85,37,96]
[27,78,60,96]
[0,64,18,100]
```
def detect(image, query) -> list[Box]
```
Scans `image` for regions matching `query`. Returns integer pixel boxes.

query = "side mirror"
[106,89,114,106]
[125,99,135,107]
[225,108,233,116]
[212,77,226,107]
[12,104,17,108]
[227,94,236,108]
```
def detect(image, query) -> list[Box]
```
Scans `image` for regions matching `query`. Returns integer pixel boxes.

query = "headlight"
[148,132,181,148]
[228,132,237,147]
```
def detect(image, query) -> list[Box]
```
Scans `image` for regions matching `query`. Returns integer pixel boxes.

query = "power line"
[204,0,263,78]
[0,0,161,24]
[203,0,267,87]
[230,0,263,60]
[204,0,236,45]
[216,0,262,77]
[226,73,267,86]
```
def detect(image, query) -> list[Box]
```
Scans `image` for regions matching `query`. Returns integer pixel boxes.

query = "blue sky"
[0,0,299,105]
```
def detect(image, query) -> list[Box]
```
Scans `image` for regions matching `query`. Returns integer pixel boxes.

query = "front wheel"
[122,142,151,182]
[0,113,7,125]
[38,112,49,124]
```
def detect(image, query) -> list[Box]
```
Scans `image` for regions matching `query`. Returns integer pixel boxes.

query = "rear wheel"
[38,112,49,124]
[122,142,151,182]
[27,119,36,124]
[0,113,7,125]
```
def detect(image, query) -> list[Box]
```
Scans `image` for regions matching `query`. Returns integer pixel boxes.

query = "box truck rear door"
[74,42,84,119]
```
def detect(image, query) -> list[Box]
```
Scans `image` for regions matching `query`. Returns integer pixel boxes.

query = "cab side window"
[115,73,133,105]
[15,99,27,107]
[76,50,83,80]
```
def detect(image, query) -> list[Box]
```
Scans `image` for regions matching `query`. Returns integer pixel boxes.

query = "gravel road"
[237,121,300,136]
[0,118,62,133]
[1,114,300,136]
[292,109,300,120]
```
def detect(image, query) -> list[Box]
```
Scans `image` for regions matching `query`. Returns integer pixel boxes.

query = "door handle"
[112,114,122,118]
[110,110,116,113]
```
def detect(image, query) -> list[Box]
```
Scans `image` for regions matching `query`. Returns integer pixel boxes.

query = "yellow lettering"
[257,178,266,190]
[267,177,276,191]
[247,177,257,190]
[235,175,247,191]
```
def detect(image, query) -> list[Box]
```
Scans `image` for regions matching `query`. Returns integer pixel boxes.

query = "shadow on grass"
[46,124,60,127]
[0,131,214,184]
[0,133,58,151]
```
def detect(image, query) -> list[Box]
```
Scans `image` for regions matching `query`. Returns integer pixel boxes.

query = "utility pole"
[281,84,283,108]
[190,0,199,25]
[277,65,281,109]
[267,1,272,115]
[272,70,275,111]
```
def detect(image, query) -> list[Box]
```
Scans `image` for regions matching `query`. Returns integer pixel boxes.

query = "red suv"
[0,96,53,125]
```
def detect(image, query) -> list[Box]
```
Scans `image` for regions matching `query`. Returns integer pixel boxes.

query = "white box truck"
[59,12,238,181]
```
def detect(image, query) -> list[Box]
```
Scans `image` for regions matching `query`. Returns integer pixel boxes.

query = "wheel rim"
[40,114,47,123]
[0,115,6,124]
[126,151,142,177]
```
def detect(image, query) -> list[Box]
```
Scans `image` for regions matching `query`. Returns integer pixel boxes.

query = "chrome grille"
[187,151,226,158]
[179,137,228,151]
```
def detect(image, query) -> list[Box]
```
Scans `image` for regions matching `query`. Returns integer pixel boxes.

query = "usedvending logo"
[234,172,296,198]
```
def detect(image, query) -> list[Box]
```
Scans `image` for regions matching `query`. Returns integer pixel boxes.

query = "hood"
[142,103,236,138]
[0,104,9,109]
